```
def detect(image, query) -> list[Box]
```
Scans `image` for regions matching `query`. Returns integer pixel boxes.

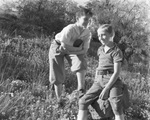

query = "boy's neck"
[104,41,115,53]
[105,41,114,47]
[76,23,86,34]
[76,22,86,29]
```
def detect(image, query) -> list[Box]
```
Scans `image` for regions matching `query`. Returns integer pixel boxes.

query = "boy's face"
[77,15,91,28]
[97,30,112,45]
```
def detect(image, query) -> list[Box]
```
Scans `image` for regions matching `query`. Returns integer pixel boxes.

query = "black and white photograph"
[0,0,150,120]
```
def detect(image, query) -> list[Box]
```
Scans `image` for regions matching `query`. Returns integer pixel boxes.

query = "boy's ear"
[76,16,81,21]
[97,24,101,32]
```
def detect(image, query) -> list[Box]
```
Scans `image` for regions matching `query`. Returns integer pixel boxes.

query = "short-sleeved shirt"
[55,23,91,49]
[96,44,123,72]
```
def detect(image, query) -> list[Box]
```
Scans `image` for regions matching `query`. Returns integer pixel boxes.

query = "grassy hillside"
[0,35,150,120]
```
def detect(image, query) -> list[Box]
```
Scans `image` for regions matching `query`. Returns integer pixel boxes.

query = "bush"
[0,34,150,120]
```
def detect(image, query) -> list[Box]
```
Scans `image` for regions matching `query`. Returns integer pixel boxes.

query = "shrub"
[0,34,150,120]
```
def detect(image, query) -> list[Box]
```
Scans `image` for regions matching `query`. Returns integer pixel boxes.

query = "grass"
[0,34,150,120]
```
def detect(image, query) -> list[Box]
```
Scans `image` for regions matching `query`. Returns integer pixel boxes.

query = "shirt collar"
[75,23,87,38]
[102,43,116,53]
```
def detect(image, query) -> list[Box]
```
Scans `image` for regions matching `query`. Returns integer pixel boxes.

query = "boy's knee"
[71,61,87,72]
[70,55,87,72]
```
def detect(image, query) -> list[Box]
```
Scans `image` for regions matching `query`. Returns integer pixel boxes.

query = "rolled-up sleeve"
[112,50,123,63]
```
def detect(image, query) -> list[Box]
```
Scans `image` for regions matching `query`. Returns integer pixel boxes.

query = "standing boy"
[49,6,93,103]
[77,24,125,120]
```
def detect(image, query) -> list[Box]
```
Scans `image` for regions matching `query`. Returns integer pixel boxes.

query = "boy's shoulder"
[97,44,122,55]
[111,44,124,59]
[113,44,123,54]
[64,24,77,30]
[65,24,90,33]
[62,24,79,33]
[113,44,121,51]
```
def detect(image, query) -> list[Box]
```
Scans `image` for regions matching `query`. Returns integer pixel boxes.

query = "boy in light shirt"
[49,6,93,105]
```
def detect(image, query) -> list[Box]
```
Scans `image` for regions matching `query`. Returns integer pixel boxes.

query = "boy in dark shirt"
[77,24,125,120]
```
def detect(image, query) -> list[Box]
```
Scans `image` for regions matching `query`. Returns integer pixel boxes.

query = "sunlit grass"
[0,34,150,120]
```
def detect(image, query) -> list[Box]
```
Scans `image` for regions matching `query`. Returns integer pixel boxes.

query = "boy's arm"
[105,62,121,89]
[61,42,82,52]
[60,30,91,54]
[105,49,123,89]
[69,31,91,55]
[61,42,88,55]
[68,35,91,55]
[99,62,121,100]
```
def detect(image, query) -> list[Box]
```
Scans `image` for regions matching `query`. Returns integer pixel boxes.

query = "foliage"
[0,34,50,84]
[86,0,149,70]
[0,0,149,69]
[0,0,77,37]
[0,34,150,120]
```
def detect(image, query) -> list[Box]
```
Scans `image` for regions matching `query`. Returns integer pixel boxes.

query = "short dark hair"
[76,6,93,19]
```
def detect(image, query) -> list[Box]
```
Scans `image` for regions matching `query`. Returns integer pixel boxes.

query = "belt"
[96,70,113,75]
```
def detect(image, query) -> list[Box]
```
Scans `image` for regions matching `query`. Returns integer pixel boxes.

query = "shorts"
[49,40,87,85]
[79,73,124,115]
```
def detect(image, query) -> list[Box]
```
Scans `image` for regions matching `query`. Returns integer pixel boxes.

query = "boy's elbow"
[113,71,120,77]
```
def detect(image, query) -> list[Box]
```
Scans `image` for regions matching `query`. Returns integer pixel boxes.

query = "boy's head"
[76,6,93,28]
[97,24,115,45]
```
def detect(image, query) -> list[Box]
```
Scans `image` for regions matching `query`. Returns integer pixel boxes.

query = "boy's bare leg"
[114,108,125,120]
[76,70,86,90]
[77,110,88,120]
[115,114,125,120]
[54,84,63,100]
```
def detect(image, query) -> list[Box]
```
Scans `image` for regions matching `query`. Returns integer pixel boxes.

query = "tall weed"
[0,34,150,120]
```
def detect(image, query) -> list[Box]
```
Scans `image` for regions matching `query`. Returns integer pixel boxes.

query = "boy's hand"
[99,87,110,100]
[57,45,69,53]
